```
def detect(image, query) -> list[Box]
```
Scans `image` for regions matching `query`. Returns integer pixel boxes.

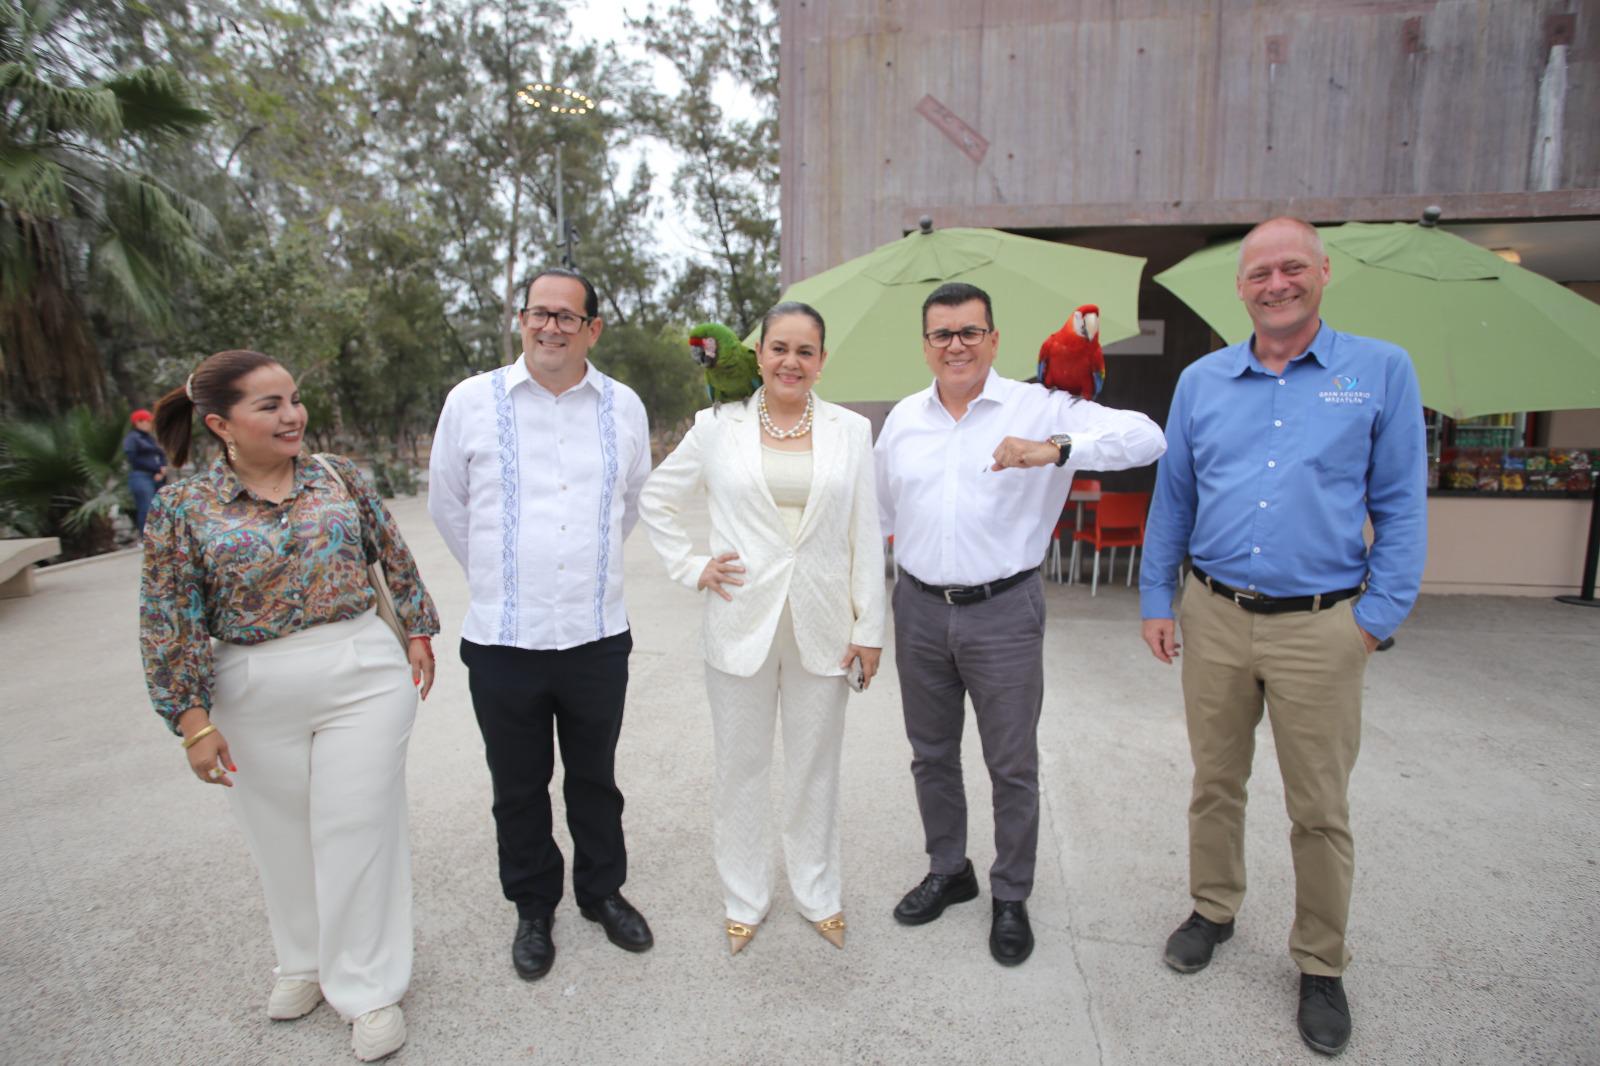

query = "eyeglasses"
[923,326,994,349]
[518,308,592,333]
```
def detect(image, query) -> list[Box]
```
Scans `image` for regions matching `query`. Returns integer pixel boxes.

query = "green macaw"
[688,322,761,408]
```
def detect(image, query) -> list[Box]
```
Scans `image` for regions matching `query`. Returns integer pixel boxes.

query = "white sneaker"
[266,978,323,1020]
[352,1004,406,1062]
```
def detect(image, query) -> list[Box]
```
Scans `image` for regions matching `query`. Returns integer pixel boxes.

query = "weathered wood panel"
[780,0,1600,283]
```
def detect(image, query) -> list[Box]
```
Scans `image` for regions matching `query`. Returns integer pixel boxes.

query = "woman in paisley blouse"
[139,349,439,1063]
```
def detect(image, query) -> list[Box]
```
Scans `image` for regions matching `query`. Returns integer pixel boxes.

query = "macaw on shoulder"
[1034,304,1105,400]
[688,322,761,408]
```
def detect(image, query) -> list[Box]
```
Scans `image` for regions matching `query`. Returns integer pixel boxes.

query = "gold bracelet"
[181,724,217,749]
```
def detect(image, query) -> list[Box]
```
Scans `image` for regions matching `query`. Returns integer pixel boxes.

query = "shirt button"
[1267,460,1277,468]
[1252,546,1261,554]
[1278,378,1286,385]
[1259,500,1268,508]
[1248,584,1256,591]
[560,524,566,532]
[558,563,565,571]
[560,484,568,491]
[1273,419,1283,428]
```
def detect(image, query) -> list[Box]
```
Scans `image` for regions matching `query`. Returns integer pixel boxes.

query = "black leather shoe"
[512,916,555,981]
[893,859,980,925]
[1163,910,1234,973]
[1298,974,1351,1055]
[579,892,654,953]
[989,899,1034,966]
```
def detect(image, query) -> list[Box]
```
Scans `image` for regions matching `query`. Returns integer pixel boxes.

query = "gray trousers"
[892,571,1048,901]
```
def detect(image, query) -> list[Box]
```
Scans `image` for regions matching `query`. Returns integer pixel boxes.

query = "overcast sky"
[573,0,762,268]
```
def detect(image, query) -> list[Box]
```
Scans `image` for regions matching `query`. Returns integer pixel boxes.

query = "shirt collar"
[1231,320,1334,376]
[925,367,1007,413]
[510,354,601,397]
[208,453,326,503]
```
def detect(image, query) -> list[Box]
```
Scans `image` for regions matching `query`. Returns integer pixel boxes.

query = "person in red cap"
[123,408,168,534]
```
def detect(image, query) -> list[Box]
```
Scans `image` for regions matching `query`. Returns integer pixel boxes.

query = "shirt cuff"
[1139,586,1177,619]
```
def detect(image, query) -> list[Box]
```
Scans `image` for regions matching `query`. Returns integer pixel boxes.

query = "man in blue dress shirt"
[1139,217,1427,1056]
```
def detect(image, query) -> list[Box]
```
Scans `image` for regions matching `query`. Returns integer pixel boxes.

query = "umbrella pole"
[1555,477,1600,608]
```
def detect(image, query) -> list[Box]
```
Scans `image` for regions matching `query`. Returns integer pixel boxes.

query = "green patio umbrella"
[746,219,1146,403]
[1152,211,1600,420]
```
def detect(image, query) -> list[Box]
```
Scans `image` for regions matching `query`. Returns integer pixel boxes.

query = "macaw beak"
[1084,312,1099,340]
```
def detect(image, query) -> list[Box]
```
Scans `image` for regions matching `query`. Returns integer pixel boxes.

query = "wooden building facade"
[776,0,1600,594]
[779,0,1596,276]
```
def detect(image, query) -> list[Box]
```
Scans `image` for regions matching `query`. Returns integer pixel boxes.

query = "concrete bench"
[0,538,62,599]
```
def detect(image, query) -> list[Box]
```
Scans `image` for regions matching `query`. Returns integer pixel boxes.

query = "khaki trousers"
[1177,572,1368,976]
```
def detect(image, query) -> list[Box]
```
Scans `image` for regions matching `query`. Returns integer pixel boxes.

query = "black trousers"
[461,630,632,920]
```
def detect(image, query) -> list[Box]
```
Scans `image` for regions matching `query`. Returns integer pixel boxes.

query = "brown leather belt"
[902,567,1037,606]
[1191,566,1362,615]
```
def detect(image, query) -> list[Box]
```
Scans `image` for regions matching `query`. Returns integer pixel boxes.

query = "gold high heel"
[813,912,846,949]
[726,919,757,956]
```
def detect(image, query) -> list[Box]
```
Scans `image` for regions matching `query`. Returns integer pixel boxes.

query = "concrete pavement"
[2,494,1597,1065]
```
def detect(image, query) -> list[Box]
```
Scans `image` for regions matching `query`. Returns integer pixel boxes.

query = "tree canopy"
[0,0,780,447]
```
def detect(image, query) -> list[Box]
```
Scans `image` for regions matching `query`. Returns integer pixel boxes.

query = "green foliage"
[3,0,781,518]
[592,321,703,429]
[0,0,216,413]
[369,453,420,498]
[635,1,780,336]
[0,406,128,558]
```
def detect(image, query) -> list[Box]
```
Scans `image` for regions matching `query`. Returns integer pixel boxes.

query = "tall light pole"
[516,82,596,269]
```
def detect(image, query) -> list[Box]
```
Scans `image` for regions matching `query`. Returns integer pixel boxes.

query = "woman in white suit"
[640,302,885,954]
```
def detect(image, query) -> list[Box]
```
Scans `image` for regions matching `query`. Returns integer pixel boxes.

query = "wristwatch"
[1048,433,1073,467]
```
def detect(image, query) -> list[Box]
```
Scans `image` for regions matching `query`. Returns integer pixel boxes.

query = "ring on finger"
[207,766,223,780]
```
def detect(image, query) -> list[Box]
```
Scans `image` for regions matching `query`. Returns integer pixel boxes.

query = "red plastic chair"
[1056,477,1103,583]
[1069,491,1150,595]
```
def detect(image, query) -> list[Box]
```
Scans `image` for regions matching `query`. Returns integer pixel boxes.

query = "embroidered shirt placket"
[492,367,521,645]
[593,377,619,642]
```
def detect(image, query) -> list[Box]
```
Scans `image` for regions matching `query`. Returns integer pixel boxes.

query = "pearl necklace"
[758,388,814,439]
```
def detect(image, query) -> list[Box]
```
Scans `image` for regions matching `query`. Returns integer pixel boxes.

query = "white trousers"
[703,606,849,924]
[211,609,417,1020]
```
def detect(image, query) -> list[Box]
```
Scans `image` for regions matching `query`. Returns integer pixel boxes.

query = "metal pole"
[554,143,569,268]
[1555,476,1600,607]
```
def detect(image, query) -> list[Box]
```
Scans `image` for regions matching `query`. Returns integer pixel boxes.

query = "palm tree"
[0,405,127,558]
[0,0,215,415]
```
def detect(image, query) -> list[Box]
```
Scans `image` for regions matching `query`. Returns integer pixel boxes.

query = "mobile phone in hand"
[845,656,866,692]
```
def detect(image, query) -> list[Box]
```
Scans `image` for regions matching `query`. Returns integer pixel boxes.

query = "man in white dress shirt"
[429,267,654,982]
[875,281,1166,965]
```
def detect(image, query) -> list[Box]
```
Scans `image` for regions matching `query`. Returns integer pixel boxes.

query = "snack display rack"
[1431,446,1597,496]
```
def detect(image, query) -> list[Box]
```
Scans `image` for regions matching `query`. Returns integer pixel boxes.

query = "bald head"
[1238,217,1324,274]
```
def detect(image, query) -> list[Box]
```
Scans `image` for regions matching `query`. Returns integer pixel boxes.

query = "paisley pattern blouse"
[139,453,440,732]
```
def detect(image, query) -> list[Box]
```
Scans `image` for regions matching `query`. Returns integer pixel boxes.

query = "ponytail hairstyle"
[153,350,282,468]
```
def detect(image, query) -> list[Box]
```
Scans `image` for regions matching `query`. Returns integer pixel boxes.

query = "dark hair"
[759,300,827,348]
[921,282,994,331]
[152,350,284,467]
[523,267,599,319]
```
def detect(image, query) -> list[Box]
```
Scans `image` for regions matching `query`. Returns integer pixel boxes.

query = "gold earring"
[226,439,238,463]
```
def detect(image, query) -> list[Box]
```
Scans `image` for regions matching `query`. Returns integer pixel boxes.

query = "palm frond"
[0,142,70,215]
[88,232,173,325]
[106,67,212,138]
[0,62,121,139]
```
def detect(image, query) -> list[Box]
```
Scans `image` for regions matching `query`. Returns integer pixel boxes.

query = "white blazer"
[639,396,886,678]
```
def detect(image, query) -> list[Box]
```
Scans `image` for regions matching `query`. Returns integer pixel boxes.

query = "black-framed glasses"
[923,326,994,349]
[518,308,592,333]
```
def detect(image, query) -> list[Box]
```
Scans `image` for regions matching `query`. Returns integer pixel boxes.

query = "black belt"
[1191,566,1362,615]
[902,567,1037,605]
